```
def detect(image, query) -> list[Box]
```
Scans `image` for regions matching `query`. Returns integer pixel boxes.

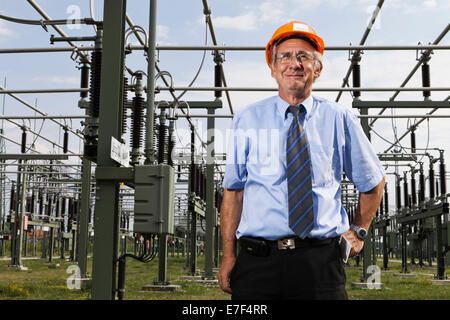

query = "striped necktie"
[286,105,314,238]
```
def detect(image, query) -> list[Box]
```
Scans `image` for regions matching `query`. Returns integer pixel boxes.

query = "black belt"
[239,236,338,257]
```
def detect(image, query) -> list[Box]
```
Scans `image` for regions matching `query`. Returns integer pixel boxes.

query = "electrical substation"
[0,0,449,300]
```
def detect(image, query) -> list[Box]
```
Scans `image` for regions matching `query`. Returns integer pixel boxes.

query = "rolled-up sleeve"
[223,113,248,189]
[343,110,385,192]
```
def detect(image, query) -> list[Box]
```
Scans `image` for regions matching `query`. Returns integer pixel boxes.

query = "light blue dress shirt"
[222,94,386,240]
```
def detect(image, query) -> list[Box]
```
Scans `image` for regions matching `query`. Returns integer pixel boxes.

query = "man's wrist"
[350,224,368,240]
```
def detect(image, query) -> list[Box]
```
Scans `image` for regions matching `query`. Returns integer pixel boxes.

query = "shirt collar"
[276,94,314,120]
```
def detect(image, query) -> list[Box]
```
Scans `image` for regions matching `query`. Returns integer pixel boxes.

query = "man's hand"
[218,188,244,295]
[218,256,235,294]
[343,228,364,257]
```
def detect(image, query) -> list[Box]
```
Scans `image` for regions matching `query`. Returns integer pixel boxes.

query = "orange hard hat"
[265,21,324,67]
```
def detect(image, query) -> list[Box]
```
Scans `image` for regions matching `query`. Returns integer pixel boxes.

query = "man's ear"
[270,64,275,78]
[314,61,323,79]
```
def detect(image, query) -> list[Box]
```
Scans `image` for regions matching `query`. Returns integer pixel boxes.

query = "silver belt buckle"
[277,237,296,250]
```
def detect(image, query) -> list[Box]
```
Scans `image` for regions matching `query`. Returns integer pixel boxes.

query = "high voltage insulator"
[63,127,69,154]
[214,64,222,98]
[21,128,27,153]
[419,166,425,203]
[158,123,168,164]
[352,63,361,99]
[122,77,129,136]
[411,172,417,206]
[89,49,102,118]
[168,126,174,167]
[421,63,431,98]
[38,191,44,216]
[80,63,89,99]
[153,114,158,157]
[9,182,16,212]
[131,96,144,149]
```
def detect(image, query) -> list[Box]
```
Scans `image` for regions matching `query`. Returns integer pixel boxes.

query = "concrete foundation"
[393,273,416,278]
[351,282,385,289]
[140,284,181,292]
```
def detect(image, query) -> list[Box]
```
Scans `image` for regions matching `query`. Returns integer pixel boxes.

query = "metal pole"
[16,161,28,267]
[0,88,88,94]
[2,44,450,54]
[144,0,157,164]
[77,158,91,278]
[91,0,126,300]
[155,86,450,92]
[205,105,215,279]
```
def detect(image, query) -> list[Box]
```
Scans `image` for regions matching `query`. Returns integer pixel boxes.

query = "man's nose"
[288,56,302,68]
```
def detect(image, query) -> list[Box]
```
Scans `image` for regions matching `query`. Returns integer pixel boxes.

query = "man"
[218,21,385,300]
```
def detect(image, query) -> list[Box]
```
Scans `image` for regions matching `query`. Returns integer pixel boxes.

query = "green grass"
[344,259,450,300]
[0,254,448,300]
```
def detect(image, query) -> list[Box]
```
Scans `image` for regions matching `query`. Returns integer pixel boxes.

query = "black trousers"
[230,237,348,300]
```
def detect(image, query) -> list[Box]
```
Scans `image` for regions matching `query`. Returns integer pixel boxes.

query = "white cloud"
[210,0,369,32]
[157,25,170,40]
[0,20,15,38]
[212,13,258,31]
[424,0,437,7]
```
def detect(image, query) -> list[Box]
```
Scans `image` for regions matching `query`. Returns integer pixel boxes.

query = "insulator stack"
[411,173,417,206]
[352,63,361,98]
[122,77,129,136]
[195,165,200,196]
[130,96,145,149]
[38,191,44,215]
[189,164,207,201]
[410,129,416,154]
[396,180,401,210]
[30,191,35,215]
[153,114,159,157]
[190,163,196,194]
[403,177,409,209]
[440,162,446,196]
[46,194,52,216]
[429,164,435,200]
[419,169,425,203]
[9,182,16,212]
[168,130,175,167]
[63,128,69,154]
[158,124,168,164]
[378,196,383,216]
[80,64,89,99]
[89,49,102,118]
[21,129,27,153]
[384,184,389,214]
[421,63,431,98]
[214,64,222,98]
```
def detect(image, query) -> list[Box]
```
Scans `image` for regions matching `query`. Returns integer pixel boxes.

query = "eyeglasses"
[275,51,315,65]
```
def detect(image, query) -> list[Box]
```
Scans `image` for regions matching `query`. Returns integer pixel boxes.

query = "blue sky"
[1,0,450,211]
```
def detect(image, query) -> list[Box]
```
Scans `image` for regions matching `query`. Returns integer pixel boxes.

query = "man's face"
[270,38,322,100]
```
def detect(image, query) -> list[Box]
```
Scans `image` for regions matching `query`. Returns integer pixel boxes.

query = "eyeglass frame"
[274,50,316,65]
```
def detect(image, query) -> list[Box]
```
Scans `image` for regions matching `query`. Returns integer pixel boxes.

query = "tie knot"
[288,105,305,117]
